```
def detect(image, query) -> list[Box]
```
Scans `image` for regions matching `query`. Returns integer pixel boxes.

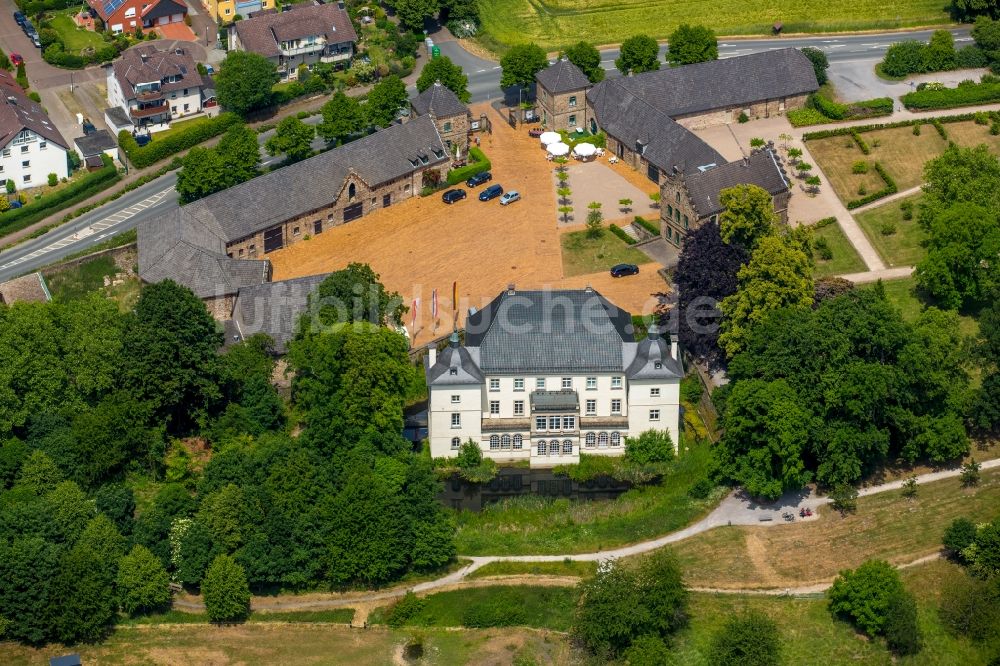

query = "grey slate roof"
[233,3,357,58]
[684,148,790,218]
[535,59,591,95]
[74,130,117,157]
[426,343,484,386]
[411,82,468,119]
[614,48,819,118]
[112,45,205,101]
[464,289,635,374]
[625,330,683,380]
[183,114,447,243]
[587,81,724,175]
[137,208,269,299]
[228,273,329,353]
[0,81,69,150]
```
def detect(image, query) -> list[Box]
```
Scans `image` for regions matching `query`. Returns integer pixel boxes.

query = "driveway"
[830,61,990,103]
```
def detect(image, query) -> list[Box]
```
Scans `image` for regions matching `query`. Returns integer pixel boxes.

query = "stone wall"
[433,112,470,155]
[674,93,810,130]
[224,165,442,259]
[204,293,236,320]
[537,86,589,132]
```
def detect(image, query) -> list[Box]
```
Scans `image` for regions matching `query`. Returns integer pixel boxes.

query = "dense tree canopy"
[666,24,718,66]
[365,76,408,127]
[565,41,605,83]
[709,610,782,666]
[176,124,260,204]
[215,51,277,116]
[800,47,829,85]
[416,56,470,102]
[499,43,548,89]
[828,560,907,637]
[265,116,315,163]
[317,92,366,145]
[615,34,660,74]
[718,184,778,251]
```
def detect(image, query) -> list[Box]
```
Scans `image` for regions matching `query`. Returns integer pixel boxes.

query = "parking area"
[267,103,667,346]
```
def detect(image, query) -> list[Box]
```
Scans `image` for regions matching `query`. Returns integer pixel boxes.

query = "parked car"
[21,19,33,34]
[29,33,41,48]
[82,120,97,135]
[479,184,503,201]
[499,191,521,206]
[204,64,215,75]
[441,188,467,204]
[9,53,24,67]
[134,133,152,147]
[466,171,492,187]
[528,127,544,138]
[13,10,26,26]
[610,263,640,277]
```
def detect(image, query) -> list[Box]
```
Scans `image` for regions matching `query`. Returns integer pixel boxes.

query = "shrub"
[28,91,41,103]
[900,200,914,220]
[902,80,1000,110]
[883,591,922,655]
[961,459,982,487]
[445,147,490,185]
[943,518,978,561]
[828,559,904,636]
[814,216,837,228]
[737,111,749,123]
[386,591,425,627]
[992,121,1000,136]
[857,184,867,196]
[851,130,870,154]
[624,430,675,465]
[119,113,241,168]
[787,107,831,127]
[880,221,897,236]
[463,599,526,628]
[830,483,858,514]
[932,118,949,139]
[709,610,782,666]
[47,173,57,187]
[851,161,869,174]
[812,93,847,120]
[609,224,636,244]
[634,215,660,236]
[687,477,713,499]
[5,179,13,194]
[814,236,833,260]
[913,123,922,135]
[938,574,1000,642]
[15,64,28,89]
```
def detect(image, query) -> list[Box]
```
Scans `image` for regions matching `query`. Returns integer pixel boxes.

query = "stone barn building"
[410,82,471,156]
[535,58,591,132]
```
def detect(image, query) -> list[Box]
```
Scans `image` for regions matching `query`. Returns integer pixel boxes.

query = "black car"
[441,188,466,204]
[22,19,34,34]
[479,184,503,201]
[13,10,26,26]
[466,171,492,187]
[610,263,640,277]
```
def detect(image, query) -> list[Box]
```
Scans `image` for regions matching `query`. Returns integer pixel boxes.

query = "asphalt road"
[0,28,976,281]
[439,27,973,102]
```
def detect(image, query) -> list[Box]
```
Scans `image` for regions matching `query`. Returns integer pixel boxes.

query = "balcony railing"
[280,43,325,57]
[130,104,169,119]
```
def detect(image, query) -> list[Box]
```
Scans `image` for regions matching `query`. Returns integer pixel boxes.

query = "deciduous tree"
[215,51,276,116]
[718,184,778,251]
[202,554,251,623]
[800,47,829,85]
[499,43,548,89]
[317,92,365,145]
[366,75,408,127]
[615,34,660,74]
[416,56,470,101]
[117,544,171,615]
[565,41,604,83]
[666,24,718,66]
[709,610,782,666]
[265,116,315,163]
[394,0,439,30]
[828,559,905,636]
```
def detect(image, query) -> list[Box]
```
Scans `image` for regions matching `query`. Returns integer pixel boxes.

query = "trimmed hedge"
[931,118,948,140]
[791,94,892,127]
[902,80,1000,111]
[801,112,980,141]
[851,130,870,155]
[118,113,241,168]
[0,155,119,236]
[634,216,660,236]
[814,216,837,229]
[846,162,898,209]
[445,147,490,185]
[609,224,637,244]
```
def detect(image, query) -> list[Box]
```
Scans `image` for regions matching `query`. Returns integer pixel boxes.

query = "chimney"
[427,344,437,369]
[449,331,460,347]
[140,53,148,63]
[506,283,516,296]
[670,334,679,361]
[743,155,749,167]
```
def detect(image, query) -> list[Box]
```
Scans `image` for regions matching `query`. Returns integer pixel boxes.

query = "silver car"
[499,191,521,206]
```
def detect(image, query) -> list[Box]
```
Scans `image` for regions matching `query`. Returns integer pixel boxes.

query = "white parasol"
[539,131,562,145]
[573,142,597,157]
[546,142,570,156]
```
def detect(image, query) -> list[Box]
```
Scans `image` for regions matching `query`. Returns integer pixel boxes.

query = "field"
[668,467,1000,589]
[467,560,598,579]
[880,277,980,338]
[807,120,1000,206]
[0,624,574,665]
[854,193,926,267]
[454,435,720,555]
[811,220,866,277]
[474,0,950,53]
[372,585,579,631]
[560,227,651,276]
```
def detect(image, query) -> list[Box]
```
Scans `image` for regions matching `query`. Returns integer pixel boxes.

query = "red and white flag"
[411,298,419,329]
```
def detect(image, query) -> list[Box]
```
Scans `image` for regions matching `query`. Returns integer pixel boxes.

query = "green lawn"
[467,560,599,579]
[48,11,107,54]
[454,436,722,555]
[855,193,926,267]
[879,277,979,338]
[811,220,866,278]
[560,227,651,277]
[475,0,949,53]
[371,585,579,631]
[43,255,141,312]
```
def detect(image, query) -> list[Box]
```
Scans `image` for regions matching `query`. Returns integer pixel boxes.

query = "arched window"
[550,440,561,455]
[562,440,573,454]
[537,441,546,455]
[348,182,357,201]
[610,432,622,447]
[513,434,523,449]
[501,434,512,450]
[585,432,596,448]
[489,434,500,450]
[598,432,609,448]
[451,437,460,449]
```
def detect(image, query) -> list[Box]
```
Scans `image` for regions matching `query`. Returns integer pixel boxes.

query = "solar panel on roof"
[104,0,126,16]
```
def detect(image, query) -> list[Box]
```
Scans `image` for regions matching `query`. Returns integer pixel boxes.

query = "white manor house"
[426,287,682,467]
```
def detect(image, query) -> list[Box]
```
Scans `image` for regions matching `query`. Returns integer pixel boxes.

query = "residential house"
[535,57,591,132]
[74,129,119,168]
[137,114,448,322]
[410,81,470,155]
[426,286,682,467]
[660,147,791,246]
[203,0,275,24]
[106,44,208,133]
[229,2,356,79]
[0,75,70,189]
[86,0,187,35]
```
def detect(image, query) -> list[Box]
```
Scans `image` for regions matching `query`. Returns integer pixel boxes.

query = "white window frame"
[586,377,597,390]
[585,432,596,448]
[451,437,461,449]
[451,394,460,404]
[548,416,560,430]
[561,377,572,389]
[489,400,500,415]
[535,377,545,389]
[611,376,623,389]
[650,387,660,397]
[562,416,575,430]
[514,400,524,416]
[514,378,525,391]
[585,399,596,415]
[535,416,546,431]
[513,434,523,449]
[451,413,461,428]
[649,409,660,422]
[489,378,500,391]
[611,432,622,447]
[611,399,621,415]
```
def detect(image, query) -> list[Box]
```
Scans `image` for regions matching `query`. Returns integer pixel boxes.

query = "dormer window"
[449,368,458,376]
[654,362,663,370]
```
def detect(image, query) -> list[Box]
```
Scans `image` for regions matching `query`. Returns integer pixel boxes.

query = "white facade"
[107,51,206,134]
[0,129,68,190]
[426,288,682,468]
